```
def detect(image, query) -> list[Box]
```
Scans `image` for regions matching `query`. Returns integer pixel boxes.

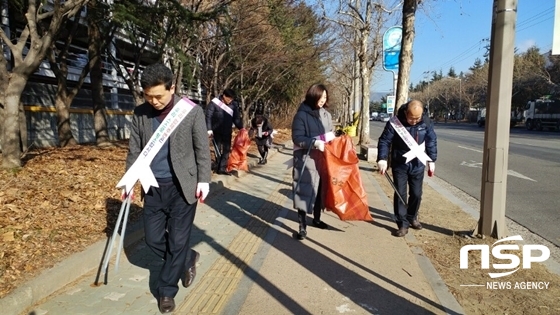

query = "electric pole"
[475,0,517,238]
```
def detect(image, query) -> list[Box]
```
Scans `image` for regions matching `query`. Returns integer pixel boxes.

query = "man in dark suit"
[124,63,212,313]
[205,89,244,175]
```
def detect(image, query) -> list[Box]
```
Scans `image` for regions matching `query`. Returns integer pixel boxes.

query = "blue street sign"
[383,26,402,72]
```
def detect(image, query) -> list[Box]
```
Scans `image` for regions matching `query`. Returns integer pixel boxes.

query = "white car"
[378,113,390,122]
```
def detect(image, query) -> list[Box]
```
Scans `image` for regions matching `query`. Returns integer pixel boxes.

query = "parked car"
[378,113,390,122]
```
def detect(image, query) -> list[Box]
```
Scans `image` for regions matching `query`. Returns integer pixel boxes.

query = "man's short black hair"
[223,88,236,99]
[141,63,174,90]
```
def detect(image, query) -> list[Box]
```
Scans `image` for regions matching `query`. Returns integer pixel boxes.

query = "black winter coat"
[377,104,437,172]
[205,96,243,135]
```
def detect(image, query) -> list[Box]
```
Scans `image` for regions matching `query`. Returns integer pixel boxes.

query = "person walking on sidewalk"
[205,88,244,175]
[124,63,211,313]
[377,100,437,237]
[250,111,273,165]
[291,83,335,240]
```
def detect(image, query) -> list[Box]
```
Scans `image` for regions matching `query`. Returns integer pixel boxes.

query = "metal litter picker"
[384,171,408,208]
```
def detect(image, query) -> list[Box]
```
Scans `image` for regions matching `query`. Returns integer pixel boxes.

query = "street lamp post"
[457,78,462,122]
[423,71,431,116]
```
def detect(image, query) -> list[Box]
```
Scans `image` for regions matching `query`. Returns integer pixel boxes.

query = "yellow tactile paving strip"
[176,174,291,314]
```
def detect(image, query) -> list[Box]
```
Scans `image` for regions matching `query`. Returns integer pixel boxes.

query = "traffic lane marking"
[459,161,536,182]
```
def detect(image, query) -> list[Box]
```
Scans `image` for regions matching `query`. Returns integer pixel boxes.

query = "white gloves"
[313,139,325,152]
[314,132,335,143]
[427,162,435,177]
[323,131,335,142]
[207,130,213,137]
[196,182,210,202]
[377,160,388,175]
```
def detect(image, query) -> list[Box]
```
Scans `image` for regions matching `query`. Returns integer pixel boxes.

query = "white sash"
[212,97,233,117]
[389,116,432,165]
[116,97,197,194]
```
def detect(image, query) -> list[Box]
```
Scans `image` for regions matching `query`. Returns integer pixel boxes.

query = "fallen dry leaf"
[0,130,293,299]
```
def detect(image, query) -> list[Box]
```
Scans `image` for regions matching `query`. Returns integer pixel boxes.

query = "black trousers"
[392,165,424,229]
[255,136,270,159]
[214,132,232,172]
[257,144,268,159]
[143,180,197,298]
[298,180,324,228]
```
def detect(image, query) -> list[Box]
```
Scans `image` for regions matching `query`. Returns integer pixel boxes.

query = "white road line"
[458,145,483,153]
[460,161,537,182]
[507,170,537,182]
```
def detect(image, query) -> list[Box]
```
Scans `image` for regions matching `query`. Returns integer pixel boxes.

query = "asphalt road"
[369,120,560,247]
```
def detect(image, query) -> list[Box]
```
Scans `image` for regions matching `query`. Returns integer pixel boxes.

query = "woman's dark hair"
[140,63,174,90]
[304,84,329,109]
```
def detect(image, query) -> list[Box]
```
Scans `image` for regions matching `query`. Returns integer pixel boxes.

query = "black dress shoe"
[410,220,423,230]
[392,227,409,237]
[159,296,175,313]
[217,170,232,176]
[181,250,200,288]
[312,220,329,229]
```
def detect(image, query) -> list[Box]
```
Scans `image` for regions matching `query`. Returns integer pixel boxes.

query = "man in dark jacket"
[205,89,244,175]
[377,100,437,237]
[122,63,211,313]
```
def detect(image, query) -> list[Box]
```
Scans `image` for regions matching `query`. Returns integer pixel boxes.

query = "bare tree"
[0,0,89,169]
[321,0,398,145]
[47,7,90,147]
[87,0,112,146]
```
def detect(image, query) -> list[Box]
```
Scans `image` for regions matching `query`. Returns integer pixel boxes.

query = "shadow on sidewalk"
[116,148,457,314]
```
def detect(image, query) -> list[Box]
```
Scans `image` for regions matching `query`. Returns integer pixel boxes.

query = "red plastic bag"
[227,129,251,172]
[323,135,373,221]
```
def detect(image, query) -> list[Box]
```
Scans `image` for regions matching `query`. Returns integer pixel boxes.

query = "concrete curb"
[1,143,286,315]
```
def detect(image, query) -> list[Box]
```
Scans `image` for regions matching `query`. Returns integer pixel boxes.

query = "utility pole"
[423,71,430,114]
[474,0,517,238]
[459,78,462,120]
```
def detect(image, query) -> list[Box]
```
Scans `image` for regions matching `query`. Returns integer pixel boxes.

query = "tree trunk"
[358,26,371,146]
[88,18,110,146]
[395,0,418,110]
[18,102,28,152]
[174,59,183,95]
[359,69,370,145]
[0,54,8,151]
[54,81,78,147]
[2,74,27,168]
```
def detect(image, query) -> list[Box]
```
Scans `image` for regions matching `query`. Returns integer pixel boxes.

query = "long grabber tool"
[101,193,132,275]
[212,137,221,161]
[384,171,408,208]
